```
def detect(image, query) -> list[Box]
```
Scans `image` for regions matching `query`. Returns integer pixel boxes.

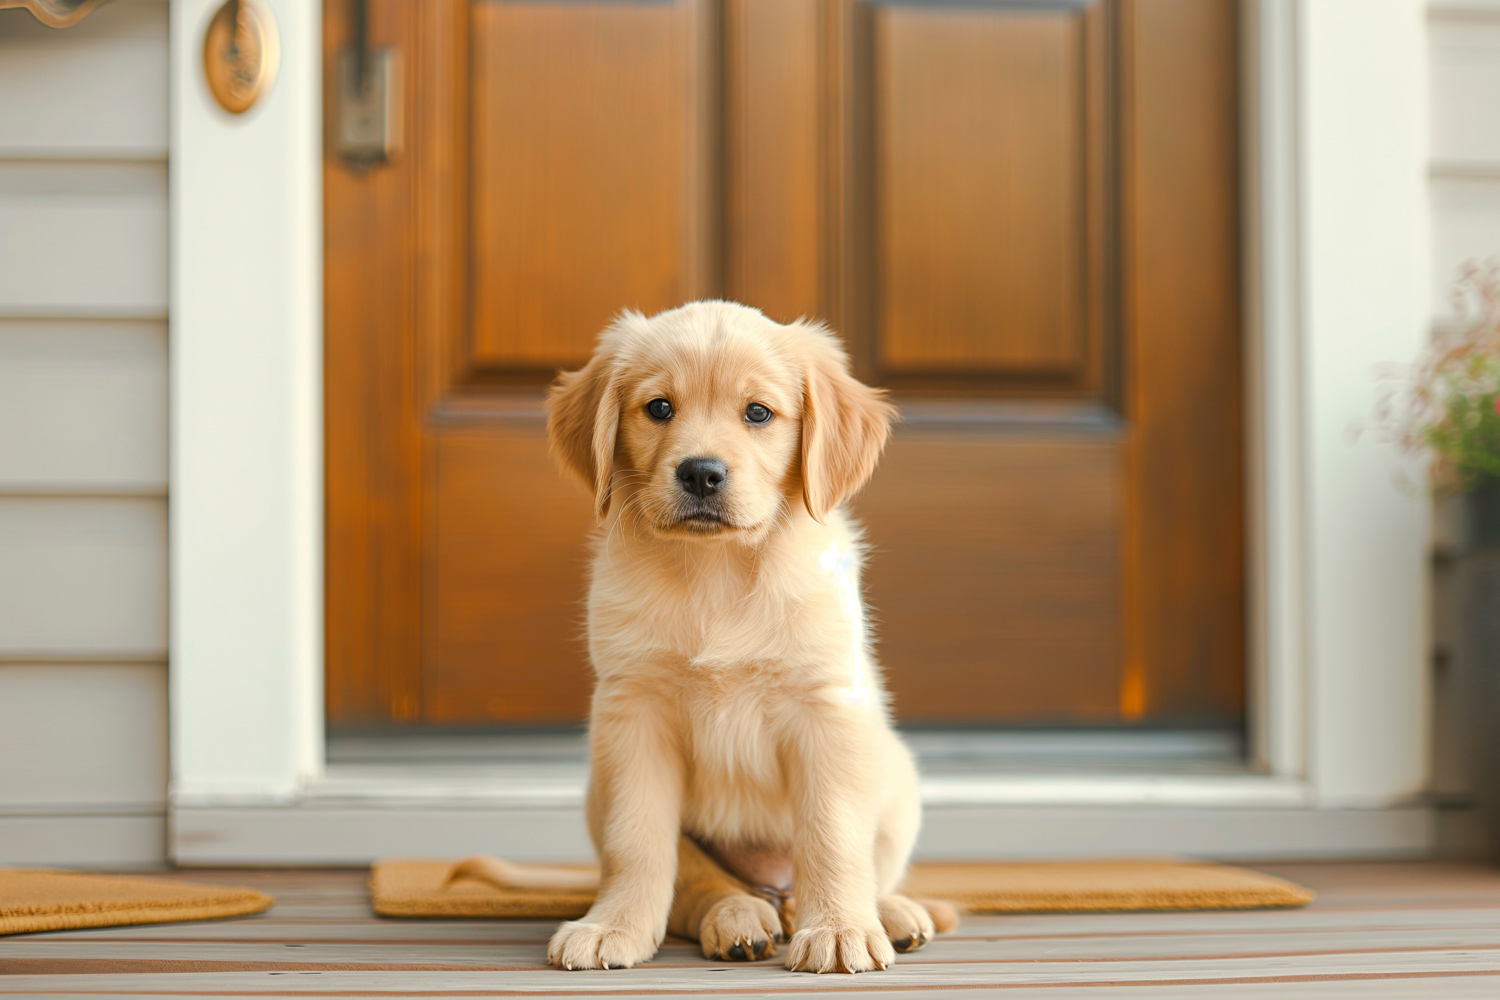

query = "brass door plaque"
[202,0,279,115]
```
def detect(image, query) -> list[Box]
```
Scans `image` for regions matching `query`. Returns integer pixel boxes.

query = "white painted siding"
[0,663,167,809]
[1431,10,1500,162]
[0,0,169,866]
[1431,4,1500,317]
[0,0,168,159]
[0,322,167,492]
[0,498,167,657]
[1431,176,1500,317]
[0,162,168,317]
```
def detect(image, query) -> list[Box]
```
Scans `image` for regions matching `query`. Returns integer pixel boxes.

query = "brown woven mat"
[374,859,598,919]
[901,858,1313,912]
[0,869,273,936]
[371,856,1312,918]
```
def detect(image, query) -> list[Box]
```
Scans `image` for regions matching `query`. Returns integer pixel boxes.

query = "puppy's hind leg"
[668,836,783,962]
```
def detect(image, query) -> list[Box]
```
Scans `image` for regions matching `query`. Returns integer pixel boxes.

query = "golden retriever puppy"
[543,301,949,973]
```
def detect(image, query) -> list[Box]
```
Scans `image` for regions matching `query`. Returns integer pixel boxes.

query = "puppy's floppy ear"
[797,324,898,523]
[547,347,622,522]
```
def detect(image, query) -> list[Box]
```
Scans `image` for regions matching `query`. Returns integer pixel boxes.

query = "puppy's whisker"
[613,492,652,549]
[626,491,670,547]
[605,485,660,553]
[751,495,794,553]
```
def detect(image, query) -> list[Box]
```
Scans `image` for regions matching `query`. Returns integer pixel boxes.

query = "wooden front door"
[325,0,1243,730]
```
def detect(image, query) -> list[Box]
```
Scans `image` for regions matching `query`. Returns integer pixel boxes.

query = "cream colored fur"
[542,301,946,973]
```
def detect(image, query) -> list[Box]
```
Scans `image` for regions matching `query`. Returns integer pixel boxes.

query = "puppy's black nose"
[676,457,728,498]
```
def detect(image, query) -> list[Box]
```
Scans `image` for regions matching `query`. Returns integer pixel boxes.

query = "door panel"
[875,5,1086,376]
[1121,0,1244,721]
[324,0,427,725]
[857,436,1122,723]
[428,427,594,725]
[468,0,718,375]
[723,0,823,322]
[325,0,1243,730]
[835,0,1129,718]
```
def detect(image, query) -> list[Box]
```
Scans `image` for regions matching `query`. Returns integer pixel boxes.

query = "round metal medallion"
[202,0,279,115]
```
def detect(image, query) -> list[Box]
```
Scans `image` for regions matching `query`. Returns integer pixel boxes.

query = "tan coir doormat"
[371,856,1312,919]
[0,869,273,936]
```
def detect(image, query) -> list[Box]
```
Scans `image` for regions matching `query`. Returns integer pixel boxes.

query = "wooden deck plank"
[5,986,1499,1000]
[2,955,1500,994]
[5,947,1500,990]
[9,923,1500,964]
[8,983,1500,1000]
[5,986,1500,1000]
[41,917,1500,947]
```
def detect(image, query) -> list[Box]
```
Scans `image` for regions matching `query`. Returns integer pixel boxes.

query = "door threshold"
[325,727,1248,768]
[316,727,1281,809]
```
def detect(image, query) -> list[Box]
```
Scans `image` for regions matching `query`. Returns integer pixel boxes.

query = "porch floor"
[3,862,1500,997]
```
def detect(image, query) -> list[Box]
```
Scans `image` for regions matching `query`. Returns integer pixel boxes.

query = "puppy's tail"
[914,896,961,934]
[444,854,601,893]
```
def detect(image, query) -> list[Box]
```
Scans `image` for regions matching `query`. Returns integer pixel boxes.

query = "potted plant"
[1381,261,1500,858]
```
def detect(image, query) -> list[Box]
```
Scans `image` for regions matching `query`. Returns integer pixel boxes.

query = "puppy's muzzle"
[676,457,728,499]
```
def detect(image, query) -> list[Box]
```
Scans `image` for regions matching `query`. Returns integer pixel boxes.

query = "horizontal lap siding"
[0,663,167,809]
[0,322,167,492]
[1430,8,1500,166]
[0,162,168,317]
[1430,10,1500,317]
[0,0,167,159]
[0,498,167,657]
[0,0,169,865]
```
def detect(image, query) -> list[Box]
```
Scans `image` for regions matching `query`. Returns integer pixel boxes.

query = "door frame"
[168,0,1433,857]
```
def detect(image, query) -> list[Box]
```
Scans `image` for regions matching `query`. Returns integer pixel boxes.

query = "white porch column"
[169,0,323,807]
[1298,0,1431,805]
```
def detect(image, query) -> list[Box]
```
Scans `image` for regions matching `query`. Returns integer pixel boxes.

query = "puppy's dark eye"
[646,398,673,421]
[745,403,772,424]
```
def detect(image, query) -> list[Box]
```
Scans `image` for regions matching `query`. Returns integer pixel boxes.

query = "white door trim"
[169,0,1434,860]
[1243,0,1309,783]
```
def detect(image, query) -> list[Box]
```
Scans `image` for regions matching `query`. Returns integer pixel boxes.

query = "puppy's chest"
[680,686,792,839]
[601,568,845,669]
[683,680,779,778]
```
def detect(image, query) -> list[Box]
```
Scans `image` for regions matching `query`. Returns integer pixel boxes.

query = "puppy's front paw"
[547,919,657,970]
[879,894,937,952]
[699,893,782,961]
[785,920,894,973]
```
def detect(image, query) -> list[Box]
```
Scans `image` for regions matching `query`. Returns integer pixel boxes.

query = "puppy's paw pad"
[699,894,781,961]
[785,922,894,973]
[547,919,656,970]
[879,894,937,952]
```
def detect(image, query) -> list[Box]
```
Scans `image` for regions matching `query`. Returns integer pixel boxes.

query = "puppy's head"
[546,301,895,540]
